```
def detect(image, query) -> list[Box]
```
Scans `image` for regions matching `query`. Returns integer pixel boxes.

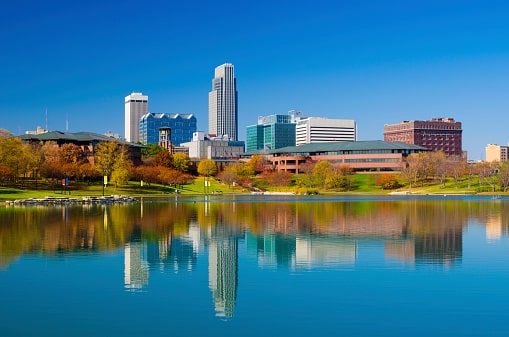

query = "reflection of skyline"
[4,198,508,317]
[208,237,238,318]
[124,242,149,290]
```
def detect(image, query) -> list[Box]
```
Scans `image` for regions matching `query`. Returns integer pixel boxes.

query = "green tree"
[0,136,25,184]
[197,159,218,177]
[312,161,333,189]
[142,143,167,158]
[198,159,218,194]
[94,141,132,186]
[172,152,191,172]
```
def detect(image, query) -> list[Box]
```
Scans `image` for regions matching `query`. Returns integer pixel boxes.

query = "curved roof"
[18,131,143,147]
[268,140,427,154]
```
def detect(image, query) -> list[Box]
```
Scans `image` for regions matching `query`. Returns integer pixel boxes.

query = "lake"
[1,195,509,337]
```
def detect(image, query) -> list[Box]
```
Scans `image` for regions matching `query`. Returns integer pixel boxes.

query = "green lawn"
[0,177,243,201]
[0,174,504,202]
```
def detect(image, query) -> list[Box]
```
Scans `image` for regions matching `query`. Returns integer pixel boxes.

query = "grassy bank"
[0,177,243,202]
[1,174,506,202]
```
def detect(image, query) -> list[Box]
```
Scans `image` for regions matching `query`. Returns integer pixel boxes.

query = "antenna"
[66,112,69,132]
[45,108,48,130]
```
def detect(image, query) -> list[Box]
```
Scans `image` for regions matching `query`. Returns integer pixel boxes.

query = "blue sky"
[1,0,508,160]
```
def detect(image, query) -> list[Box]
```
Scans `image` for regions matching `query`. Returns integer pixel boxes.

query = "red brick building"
[383,118,462,156]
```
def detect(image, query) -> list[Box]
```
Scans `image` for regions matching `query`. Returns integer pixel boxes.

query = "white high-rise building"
[208,63,238,141]
[296,117,357,146]
[125,92,148,142]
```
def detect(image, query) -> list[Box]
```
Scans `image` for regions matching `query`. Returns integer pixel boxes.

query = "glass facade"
[246,114,296,152]
[139,113,197,145]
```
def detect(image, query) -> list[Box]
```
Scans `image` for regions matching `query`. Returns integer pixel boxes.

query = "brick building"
[383,118,462,156]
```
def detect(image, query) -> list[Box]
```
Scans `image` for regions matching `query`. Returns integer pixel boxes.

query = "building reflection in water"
[124,241,149,291]
[119,199,469,314]
[208,224,241,318]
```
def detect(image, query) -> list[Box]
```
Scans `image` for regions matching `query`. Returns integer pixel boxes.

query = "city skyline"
[1,0,508,160]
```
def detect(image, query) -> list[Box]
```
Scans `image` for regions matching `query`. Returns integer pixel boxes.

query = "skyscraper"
[208,63,238,141]
[125,92,148,143]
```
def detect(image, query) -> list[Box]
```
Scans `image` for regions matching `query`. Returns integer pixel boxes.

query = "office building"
[486,143,509,162]
[181,132,244,160]
[139,113,197,146]
[295,117,357,146]
[209,63,238,141]
[267,140,426,173]
[125,92,148,142]
[246,113,298,152]
[383,118,462,156]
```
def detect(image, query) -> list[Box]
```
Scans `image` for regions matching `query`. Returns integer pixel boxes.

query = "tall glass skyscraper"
[208,63,238,141]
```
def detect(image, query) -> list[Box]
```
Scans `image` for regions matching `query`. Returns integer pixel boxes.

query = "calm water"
[1,195,509,337]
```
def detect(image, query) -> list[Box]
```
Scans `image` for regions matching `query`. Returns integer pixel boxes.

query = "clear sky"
[1,0,508,160]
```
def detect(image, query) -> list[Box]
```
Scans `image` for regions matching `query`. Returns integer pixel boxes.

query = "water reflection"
[1,197,509,318]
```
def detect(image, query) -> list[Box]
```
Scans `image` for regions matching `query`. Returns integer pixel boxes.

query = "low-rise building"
[19,131,143,165]
[181,132,245,160]
[267,140,426,173]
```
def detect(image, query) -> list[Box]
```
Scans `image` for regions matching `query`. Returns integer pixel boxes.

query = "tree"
[153,151,173,168]
[447,156,466,188]
[133,165,161,186]
[375,174,401,190]
[476,161,497,192]
[247,154,269,174]
[498,162,509,192]
[296,161,316,187]
[260,171,292,187]
[197,159,218,177]
[429,151,447,186]
[0,129,14,139]
[0,165,14,185]
[172,152,191,172]
[312,161,333,189]
[59,143,87,179]
[94,141,132,186]
[142,143,167,158]
[219,166,238,189]
[0,136,26,183]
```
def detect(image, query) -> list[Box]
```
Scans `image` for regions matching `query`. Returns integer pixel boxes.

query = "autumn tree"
[219,164,239,189]
[476,161,497,192]
[247,154,269,174]
[133,165,161,186]
[59,143,87,179]
[260,171,292,187]
[39,142,64,182]
[94,141,132,187]
[295,161,315,187]
[312,161,333,189]
[172,152,191,172]
[152,151,173,168]
[497,162,509,192]
[0,136,28,184]
[197,159,218,177]
[447,156,466,188]
[374,174,401,190]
